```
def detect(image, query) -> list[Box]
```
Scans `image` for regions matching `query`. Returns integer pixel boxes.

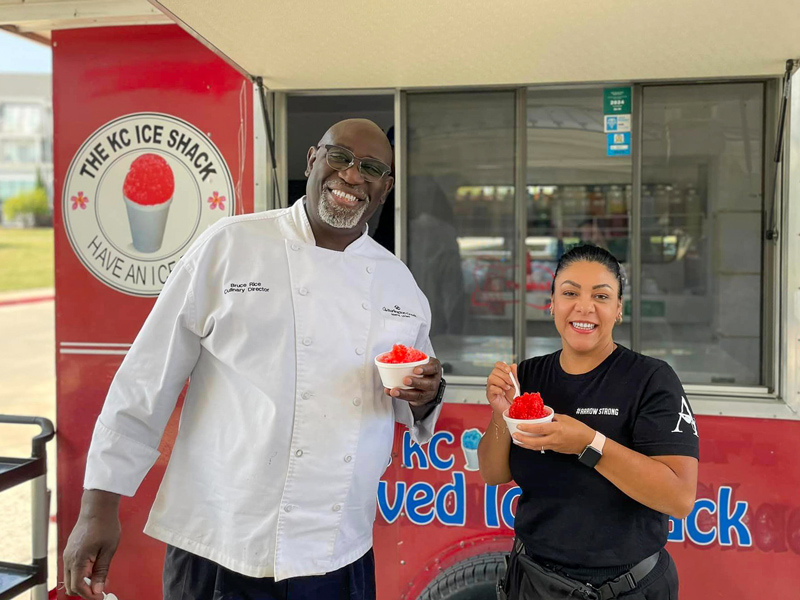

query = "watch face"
[579,446,602,468]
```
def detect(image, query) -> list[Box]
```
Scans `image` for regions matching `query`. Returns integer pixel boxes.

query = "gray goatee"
[318,189,370,229]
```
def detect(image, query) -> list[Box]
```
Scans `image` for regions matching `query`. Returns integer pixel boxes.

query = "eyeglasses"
[323,145,392,183]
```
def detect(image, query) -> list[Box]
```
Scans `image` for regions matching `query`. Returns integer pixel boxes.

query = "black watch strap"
[413,378,446,422]
[430,377,446,407]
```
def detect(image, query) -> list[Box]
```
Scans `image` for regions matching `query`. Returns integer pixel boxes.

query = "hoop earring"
[616,315,623,324]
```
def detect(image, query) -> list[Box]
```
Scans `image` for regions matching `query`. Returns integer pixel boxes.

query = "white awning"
[151,0,800,89]
[0,0,171,35]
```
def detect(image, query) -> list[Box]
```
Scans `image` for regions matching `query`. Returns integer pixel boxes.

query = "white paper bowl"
[374,354,430,390]
[503,405,554,446]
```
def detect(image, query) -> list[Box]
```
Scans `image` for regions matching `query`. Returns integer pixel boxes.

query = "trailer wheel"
[416,552,507,600]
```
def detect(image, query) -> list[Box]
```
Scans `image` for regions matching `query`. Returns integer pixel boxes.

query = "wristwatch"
[412,378,446,421]
[429,377,447,407]
[578,430,606,468]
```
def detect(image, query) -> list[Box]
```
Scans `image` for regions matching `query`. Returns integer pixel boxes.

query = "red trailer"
[2,1,799,597]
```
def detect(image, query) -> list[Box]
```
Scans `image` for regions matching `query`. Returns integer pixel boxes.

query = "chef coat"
[84,198,440,580]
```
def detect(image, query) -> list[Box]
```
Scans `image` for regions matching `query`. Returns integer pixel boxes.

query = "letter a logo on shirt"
[672,396,698,437]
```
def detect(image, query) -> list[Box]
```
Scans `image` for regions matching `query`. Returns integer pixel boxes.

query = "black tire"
[416,552,507,600]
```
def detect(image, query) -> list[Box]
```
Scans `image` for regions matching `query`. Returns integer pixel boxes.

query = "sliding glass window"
[525,88,633,355]
[405,91,517,377]
[639,83,765,386]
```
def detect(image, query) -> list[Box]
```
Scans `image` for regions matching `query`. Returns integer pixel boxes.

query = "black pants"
[163,545,377,600]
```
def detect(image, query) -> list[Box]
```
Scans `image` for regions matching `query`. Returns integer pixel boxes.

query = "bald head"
[303,118,395,246]
[318,119,393,165]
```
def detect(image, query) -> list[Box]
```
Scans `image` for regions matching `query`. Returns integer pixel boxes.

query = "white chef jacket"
[84,198,441,580]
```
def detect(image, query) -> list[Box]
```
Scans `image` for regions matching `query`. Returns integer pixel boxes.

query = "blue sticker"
[607,132,631,157]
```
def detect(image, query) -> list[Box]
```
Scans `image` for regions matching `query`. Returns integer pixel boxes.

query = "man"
[64,119,445,600]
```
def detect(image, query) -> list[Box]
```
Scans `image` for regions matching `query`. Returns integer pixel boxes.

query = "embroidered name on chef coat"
[382,305,417,319]
[224,281,271,295]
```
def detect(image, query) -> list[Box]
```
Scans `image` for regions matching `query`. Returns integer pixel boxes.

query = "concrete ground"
[0,289,58,598]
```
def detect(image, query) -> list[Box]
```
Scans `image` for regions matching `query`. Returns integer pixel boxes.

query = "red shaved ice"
[377,344,428,364]
[124,153,175,206]
[508,392,549,420]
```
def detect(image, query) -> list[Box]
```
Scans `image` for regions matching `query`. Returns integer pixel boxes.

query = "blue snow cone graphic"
[462,429,481,450]
[461,428,482,471]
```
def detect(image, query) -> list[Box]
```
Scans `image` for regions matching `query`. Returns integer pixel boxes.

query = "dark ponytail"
[551,245,626,299]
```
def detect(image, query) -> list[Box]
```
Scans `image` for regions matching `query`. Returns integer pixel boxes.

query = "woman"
[478,245,698,600]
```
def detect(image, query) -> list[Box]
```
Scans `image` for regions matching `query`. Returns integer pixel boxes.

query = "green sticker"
[604,88,631,115]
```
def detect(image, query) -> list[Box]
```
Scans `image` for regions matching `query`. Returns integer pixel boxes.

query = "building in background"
[0,73,53,218]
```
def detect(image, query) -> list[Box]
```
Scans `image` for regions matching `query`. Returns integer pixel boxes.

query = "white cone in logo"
[124,196,173,253]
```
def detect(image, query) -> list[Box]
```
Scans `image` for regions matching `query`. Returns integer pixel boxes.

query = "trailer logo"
[62,112,235,297]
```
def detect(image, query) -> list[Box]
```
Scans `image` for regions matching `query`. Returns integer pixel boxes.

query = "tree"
[3,187,50,225]
[35,168,46,191]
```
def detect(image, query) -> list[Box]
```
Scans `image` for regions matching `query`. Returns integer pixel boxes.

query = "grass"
[0,228,54,293]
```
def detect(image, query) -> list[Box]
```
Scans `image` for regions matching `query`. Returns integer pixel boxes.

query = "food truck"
[1,1,799,597]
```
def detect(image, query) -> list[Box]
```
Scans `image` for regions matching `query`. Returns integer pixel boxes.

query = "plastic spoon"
[509,367,521,399]
[84,578,119,600]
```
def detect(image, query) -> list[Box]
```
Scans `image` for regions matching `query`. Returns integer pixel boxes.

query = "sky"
[0,29,52,73]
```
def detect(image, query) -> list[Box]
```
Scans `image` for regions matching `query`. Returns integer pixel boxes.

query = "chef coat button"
[355,347,365,355]
[332,504,342,512]
[303,337,312,346]
[362,302,370,310]
[301,391,312,400]
[284,505,293,513]
[299,287,309,296]
[344,455,352,463]
[353,398,361,406]
[296,449,304,457]
[366,265,374,274]
[291,243,300,251]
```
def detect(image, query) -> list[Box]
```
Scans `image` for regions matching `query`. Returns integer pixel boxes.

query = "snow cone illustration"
[123,153,175,253]
[461,428,482,471]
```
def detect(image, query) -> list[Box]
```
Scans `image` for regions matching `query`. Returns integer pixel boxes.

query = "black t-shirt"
[510,345,699,572]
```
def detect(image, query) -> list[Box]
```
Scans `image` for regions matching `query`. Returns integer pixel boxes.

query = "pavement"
[0,288,58,598]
